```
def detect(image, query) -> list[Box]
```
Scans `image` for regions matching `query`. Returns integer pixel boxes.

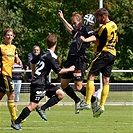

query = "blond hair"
[71,12,83,22]
[3,28,15,37]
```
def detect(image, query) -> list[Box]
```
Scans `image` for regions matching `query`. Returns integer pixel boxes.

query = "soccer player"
[58,10,97,114]
[78,8,118,117]
[0,28,22,125]
[11,33,75,130]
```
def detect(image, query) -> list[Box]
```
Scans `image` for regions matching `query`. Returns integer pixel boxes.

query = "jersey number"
[108,30,117,44]
[35,61,45,76]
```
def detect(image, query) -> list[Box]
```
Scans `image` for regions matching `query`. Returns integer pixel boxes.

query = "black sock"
[91,95,96,103]
[41,96,60,110]
[15,107,31,124]
[79,86,96,102]
[63,85,80,103]
[79,86,86,96]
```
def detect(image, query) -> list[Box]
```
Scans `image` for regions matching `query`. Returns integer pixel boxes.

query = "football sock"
[41,96,60,110]
[79,86,96,102]
[15,107,31,124]
[99,84,109,107]
[91,95,96,103]
[63,85,80,103]
[7,100,17,121]
[79,86,86,96]
[86,80,94,104]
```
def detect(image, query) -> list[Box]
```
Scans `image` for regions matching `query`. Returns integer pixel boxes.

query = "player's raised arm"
[58,10,73,34]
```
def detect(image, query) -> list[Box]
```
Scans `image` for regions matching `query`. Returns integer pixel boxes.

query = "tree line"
[0,0,133,81]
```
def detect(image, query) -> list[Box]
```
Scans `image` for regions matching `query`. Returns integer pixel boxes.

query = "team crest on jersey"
[6,52,14,60]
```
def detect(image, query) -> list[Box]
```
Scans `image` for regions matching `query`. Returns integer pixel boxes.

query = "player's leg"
[4,76,18,123]
[41,87,64,110]
[100,76,110,107]
[36,85,64,120]
[76,54,102,110]
[93,52,115,117]
[86,75,95,104]
[11,102,38,130]
[75,61,87,96]
[61,78,81,104]
[93,76,109,118]
[11,86,44,130]
[7,91,17,121]
[0,74,5,100]
[0,92,5,100]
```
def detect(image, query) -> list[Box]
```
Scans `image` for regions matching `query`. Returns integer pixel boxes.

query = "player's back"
[31,49,60,87]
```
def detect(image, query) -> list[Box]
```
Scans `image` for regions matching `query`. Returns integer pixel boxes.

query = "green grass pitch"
[0,105,132,133]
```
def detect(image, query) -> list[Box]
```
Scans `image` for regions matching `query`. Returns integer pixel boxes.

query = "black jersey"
[30,49,61,87]
[68,25,95,57]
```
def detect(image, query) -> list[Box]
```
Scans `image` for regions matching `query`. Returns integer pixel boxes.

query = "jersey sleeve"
[50,57,61,74]
[85,25,95,37]
[15,47,18,55]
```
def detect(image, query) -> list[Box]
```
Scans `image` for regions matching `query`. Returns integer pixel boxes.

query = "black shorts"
[61,55,86,80]
[30,84,60,103]
[0,74,14,93]
[88,52,116,77]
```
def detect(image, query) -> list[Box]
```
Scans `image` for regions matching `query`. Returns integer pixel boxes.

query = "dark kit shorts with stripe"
[61,55,87,81]
[30,84,60,103]
[0,74,14,93]
[88,52,116,77]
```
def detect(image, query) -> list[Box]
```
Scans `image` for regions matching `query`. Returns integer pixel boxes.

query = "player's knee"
[61,83,69,89]
[56,89,65,100]
[8,92,15,100]
[74,81,83,91]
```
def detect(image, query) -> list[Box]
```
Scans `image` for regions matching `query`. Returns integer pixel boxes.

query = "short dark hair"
[46,33,57,48]
[94,8,109,17]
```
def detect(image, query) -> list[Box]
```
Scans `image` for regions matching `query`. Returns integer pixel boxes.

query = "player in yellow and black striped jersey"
[77,8,118,117]
[93,20,117,56]
[0,28,22,126]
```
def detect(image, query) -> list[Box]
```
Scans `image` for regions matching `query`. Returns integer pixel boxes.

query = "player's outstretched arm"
[58,10,73,34]
[80,35,96,43]
[58,65,75,74]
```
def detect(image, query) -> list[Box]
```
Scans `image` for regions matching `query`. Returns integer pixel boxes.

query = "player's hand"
[80,36,85,42]
[69,65,75,71]
[17,60,22,66]
[58,10,64,18]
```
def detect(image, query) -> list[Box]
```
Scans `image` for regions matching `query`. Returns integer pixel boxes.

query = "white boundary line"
[0,102,133,106]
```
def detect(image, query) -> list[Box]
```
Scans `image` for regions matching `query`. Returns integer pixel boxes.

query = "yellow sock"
[86,80,94,104]
[99,84,109,107]
[7,100,17,121]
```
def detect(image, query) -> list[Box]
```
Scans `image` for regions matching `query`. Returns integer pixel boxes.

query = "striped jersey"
[94,21,118,56]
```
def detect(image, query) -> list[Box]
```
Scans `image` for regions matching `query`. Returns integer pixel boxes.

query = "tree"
[0,0,133,81]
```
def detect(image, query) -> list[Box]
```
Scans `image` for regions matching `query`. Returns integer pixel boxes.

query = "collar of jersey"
[47,49,57,59]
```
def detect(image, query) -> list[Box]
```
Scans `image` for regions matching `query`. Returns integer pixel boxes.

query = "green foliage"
[0,0,133,80]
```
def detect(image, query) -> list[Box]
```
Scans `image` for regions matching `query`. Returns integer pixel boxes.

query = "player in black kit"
[11,33,75,130]
[58,10,97,114]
